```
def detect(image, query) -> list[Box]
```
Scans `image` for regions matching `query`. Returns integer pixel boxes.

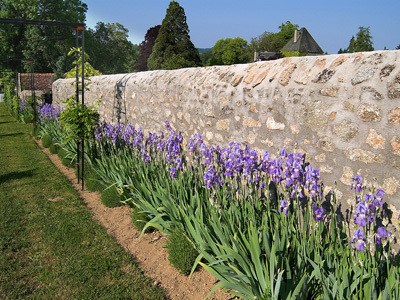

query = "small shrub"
[101,185,123,208]
[85,168,104,192]
[58,148,74,167]
[131,209,152,232]
[42,134,52,148]
[62,157,74,167]
[57,148,65,160]
[75,160,90,180]
[167,227,199,275]
[21,113,33,124]
[49,142,59,154]
[32,125,41,139]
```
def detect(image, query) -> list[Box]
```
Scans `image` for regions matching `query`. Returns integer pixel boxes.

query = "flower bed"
[39,103,400,300]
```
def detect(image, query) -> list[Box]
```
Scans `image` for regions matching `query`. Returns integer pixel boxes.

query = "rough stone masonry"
[53,50,400,221]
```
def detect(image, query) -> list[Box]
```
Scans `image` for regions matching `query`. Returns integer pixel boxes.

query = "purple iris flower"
[280,148,287,158]
[286,152,295,162]
[279,199,289,216]
[112,132,118,143]
[314,206,324,221]
[309,182,319,198]
[176,133,183,143]
[20,99,28,112]
[354,202,368,227]
[351,175,363,193]
[350,228,366,251]
[292,160,302,178]
[157,141,166,152]
[262,150,270,161]
[267,159,282,179]
[305,165,314,175]
[172,144,180,155]
[376,227,392,245]
[247,149,258,165]
[374,189,385,207]
[285,175,295,187]
[200,143,208,156]
[203,168,215,189]
[364,194,374,204]
[175,157,182,169]
[170,167,177,178]
[224,160,234,177]
[39,103,62,124]
[188,141,196,152]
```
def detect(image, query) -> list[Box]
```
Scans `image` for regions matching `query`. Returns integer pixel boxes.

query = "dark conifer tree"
[147,1,201,70]
[339,27,374,53]
[136,25,161,72]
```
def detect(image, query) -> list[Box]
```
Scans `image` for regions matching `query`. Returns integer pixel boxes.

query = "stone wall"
[53,50,400,216]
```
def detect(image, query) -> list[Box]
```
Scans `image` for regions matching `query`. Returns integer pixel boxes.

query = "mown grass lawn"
[0,102,166,299]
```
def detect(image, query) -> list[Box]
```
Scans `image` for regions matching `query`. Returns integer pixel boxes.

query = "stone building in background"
[281,27,324,56]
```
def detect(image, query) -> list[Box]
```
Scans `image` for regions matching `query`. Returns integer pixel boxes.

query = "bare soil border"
[34,138,234,300]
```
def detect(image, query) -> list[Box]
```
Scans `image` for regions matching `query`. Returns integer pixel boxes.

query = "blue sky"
[84,0,400,54]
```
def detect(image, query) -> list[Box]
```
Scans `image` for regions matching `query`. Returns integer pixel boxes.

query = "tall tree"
[22,0,88,73]
[347,36,356,53]
[277,20,299,41]
[396,45,400,50]
[249,20,299,53]
[0,0,87,73]
[136,25,160,72]
[354,26,374,52]
[340,26,374,53]
[147,1,201,70]
[0,0,38,72]
[86,22,138,74]
[208,37,250,66]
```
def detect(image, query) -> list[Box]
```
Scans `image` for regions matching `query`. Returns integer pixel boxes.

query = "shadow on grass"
[0,133,24,139]
[0,121,13,125]
[0,169,35,184]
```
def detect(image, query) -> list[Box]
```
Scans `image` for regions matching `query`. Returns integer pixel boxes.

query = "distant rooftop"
[20,73,55,93]
[281,27,324,54]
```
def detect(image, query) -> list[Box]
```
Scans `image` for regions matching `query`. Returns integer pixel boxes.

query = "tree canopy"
[147,1,201,70]
[338,26,374,53]
[249,21,299,53]
[1,0,138,75]
[85,22,138,74]
[0,0,87,73]
[207,37,250,66]
[23,0,87,73]
[0,0,41,72]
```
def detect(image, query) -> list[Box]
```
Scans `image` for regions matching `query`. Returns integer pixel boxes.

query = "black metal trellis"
[0,18,86,190]
[113,73,133,124]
